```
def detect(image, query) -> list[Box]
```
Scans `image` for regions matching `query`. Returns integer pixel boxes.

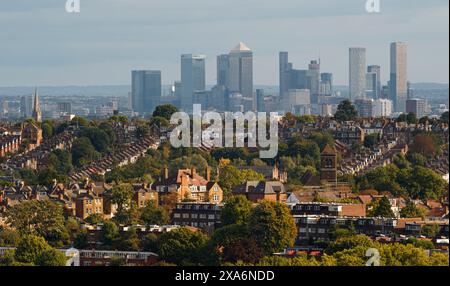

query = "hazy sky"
[0,0,448,86]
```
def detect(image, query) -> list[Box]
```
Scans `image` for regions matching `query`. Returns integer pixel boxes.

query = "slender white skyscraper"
[390,42,408,113]
[349,48,367,101]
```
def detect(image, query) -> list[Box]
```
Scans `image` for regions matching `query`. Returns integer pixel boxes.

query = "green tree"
[440,111,449,123]
[0,249,16,266]
[421,224,440,238]
[326,235,374,254]
[370,196,395,218]
[71,116,90,127]
[71,137,100,167]
[152,104,179,121]
[117,227,140,251]
[0,228,21,247]
[36,248,67,266]
[109,257,127,266]
[309,132,334,151]
[400,201,426,219]
[157,227,209,266]
[334,100,358,121]
[406,112,418,124]
[364,133,380,149]
[100,221,120,248]
[85,213,105,225]
[140,202,170,226]
[14,235,51,264]
[5,200,68,247]
[218,165,265,196]
[218,165,243,195]
[111,183,133,212]
[136,125,150,138]
[221,195,252,226]
[248,201,297,255]
[211,224,262,264]
[42,121,54,139]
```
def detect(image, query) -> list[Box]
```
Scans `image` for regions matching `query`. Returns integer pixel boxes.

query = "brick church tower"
[320,144,337,184]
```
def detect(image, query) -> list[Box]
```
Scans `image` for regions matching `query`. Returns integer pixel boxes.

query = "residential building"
[233,181,287,203]
[172,202,222,231]
[75,192,104,220]
[290,202,366,217]
[294,215,398,242]
[152,168,223,204]
[236,165,288,183]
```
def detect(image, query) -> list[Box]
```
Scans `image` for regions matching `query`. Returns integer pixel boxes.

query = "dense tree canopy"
[248,201,297,255]
[221,195,252,226]
[157,228,209,266]
[334,100,358,121]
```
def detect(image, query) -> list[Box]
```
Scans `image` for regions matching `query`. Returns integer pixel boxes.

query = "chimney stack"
[205,167,211,181]
[164,167,169,180]
[191,167,196,177]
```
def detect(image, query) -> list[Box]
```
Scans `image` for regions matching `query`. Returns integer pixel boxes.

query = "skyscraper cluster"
[349,42,409,115]
[130,41,412,117]
[131,42,254,115]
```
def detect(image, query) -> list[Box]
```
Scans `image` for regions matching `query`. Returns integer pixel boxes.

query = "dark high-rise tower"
[279,51,289,99]
[131,70,162,115]
[181,54,206,112]
[217,54,229,87]
[367,65,381,99]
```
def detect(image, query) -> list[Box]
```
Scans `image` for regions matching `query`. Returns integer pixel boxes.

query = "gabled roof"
[234,181,285,195]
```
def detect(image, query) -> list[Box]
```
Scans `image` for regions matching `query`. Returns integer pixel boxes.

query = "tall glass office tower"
[181,54,206,112]
[131,70,161,115]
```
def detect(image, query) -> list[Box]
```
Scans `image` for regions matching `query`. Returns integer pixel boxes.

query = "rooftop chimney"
[205,167,211,182]
[164,167,169,180]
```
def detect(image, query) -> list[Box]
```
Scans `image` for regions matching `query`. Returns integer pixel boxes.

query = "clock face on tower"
[322,157,335,169]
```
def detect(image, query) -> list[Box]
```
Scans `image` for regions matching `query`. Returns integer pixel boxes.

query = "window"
[182,213,189,219]
[208,214,215,220]
[200,214,207,219]
[191,214,198,219]
[213,195,219,202]
[173,213,180,218]
[318,228,326,234]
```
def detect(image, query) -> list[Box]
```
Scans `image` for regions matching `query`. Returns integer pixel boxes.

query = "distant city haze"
[0,0,448,86]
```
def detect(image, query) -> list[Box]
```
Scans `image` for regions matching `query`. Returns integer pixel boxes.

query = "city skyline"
[0,0,448,86]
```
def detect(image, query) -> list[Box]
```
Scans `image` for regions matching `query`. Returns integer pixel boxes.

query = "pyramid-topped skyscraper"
[230,42,252,53]
[227,42,253,99]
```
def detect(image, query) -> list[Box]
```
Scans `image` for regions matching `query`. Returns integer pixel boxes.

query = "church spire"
[32,87,42,123]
